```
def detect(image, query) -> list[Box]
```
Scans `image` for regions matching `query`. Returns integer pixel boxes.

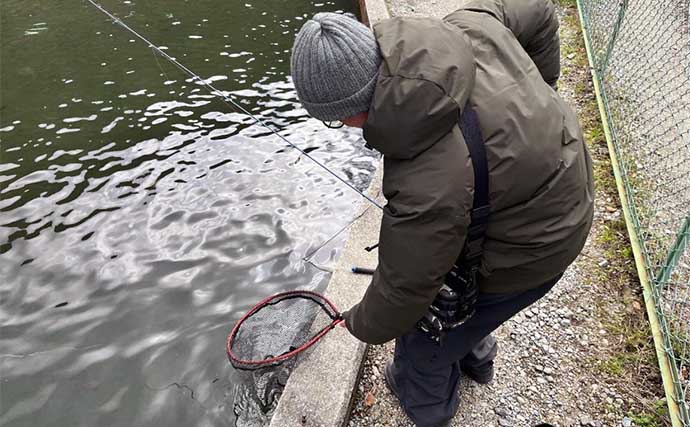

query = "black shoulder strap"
[458,104,490,266]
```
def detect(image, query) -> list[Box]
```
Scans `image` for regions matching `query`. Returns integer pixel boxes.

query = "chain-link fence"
[576,0,690,424]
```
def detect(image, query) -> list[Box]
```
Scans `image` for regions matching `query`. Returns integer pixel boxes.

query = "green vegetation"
[556,0,578,10]
[628,400,670,427]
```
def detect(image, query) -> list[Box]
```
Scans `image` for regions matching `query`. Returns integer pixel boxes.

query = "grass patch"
[561,13,590,69]
[599,354,627,376]
[561,38,578,59]
[628,400,670,427]
[585,124,605,145]
[556,0,578,10]
[574,80,588,96]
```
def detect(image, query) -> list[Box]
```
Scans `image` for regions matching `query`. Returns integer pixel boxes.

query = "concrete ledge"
[269,3,389,426]
[359,0,390,26]
[269,170,382,427]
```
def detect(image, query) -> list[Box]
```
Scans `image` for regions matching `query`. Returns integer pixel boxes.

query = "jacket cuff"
[342,304,397,345]
[342,308,359,340]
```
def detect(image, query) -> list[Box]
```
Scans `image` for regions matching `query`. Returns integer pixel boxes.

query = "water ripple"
[0,0,372,425]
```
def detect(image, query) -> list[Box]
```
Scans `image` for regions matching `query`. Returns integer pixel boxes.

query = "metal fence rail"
[576,0,690,424]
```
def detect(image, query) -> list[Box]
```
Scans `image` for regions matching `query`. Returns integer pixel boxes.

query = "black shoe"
[460,360,494,384]
[383,361,402,400]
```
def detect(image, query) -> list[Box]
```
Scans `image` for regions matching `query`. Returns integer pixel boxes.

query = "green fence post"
[599,0,628,74]
[656,216,690,287]
[656,215,690,424]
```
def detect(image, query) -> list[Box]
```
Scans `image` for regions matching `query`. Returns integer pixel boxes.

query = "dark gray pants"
[390,275,562,427]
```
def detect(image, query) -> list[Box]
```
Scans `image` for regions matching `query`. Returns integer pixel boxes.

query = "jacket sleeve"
[342,129,474,344]
[501,0,561,88]
[460,0,561,88]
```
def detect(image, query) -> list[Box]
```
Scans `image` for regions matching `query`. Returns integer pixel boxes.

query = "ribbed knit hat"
[291,13,381,121]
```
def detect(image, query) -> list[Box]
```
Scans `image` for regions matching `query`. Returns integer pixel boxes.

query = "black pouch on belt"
[417,103,490,343]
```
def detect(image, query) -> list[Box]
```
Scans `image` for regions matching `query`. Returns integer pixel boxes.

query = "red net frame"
[226,290,342,370]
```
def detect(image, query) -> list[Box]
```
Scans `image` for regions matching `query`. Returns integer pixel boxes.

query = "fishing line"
[302,204,374,272]
[86,0,383,211]
[150,46,171,82]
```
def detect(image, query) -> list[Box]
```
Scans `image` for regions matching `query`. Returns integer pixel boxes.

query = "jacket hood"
[363,17,476,160]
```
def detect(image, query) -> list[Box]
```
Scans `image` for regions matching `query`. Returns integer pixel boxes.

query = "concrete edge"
[269,4,390,426]
[358,0,390,27]
[268,165,382,427]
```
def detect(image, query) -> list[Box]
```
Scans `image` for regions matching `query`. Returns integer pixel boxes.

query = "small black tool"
[351,267,375,275]
[364,243,379,252]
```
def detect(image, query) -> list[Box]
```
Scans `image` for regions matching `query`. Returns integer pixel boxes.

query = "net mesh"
[232,364,292,426]
[227,291,340,371]
[578,0,690,423]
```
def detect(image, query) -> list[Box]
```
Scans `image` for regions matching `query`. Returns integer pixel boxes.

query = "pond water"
[0,0,377,425]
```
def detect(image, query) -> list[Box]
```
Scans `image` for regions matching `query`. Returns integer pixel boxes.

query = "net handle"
[226,290,343,368]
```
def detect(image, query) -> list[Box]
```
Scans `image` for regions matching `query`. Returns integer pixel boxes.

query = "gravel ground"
[348,2,669,427]
[386,0,464,16]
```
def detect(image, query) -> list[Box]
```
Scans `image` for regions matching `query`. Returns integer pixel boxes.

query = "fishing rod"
[86,0,383,211]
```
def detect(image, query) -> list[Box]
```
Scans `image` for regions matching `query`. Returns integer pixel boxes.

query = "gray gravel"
[386,0,465,17]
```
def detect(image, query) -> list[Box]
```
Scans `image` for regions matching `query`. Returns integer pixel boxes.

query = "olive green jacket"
[343,0,594,344]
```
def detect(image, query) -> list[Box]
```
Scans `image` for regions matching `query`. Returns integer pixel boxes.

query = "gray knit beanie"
[291,12,381,121]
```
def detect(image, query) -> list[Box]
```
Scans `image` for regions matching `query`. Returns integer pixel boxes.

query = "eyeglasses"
[322,120,345,129]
